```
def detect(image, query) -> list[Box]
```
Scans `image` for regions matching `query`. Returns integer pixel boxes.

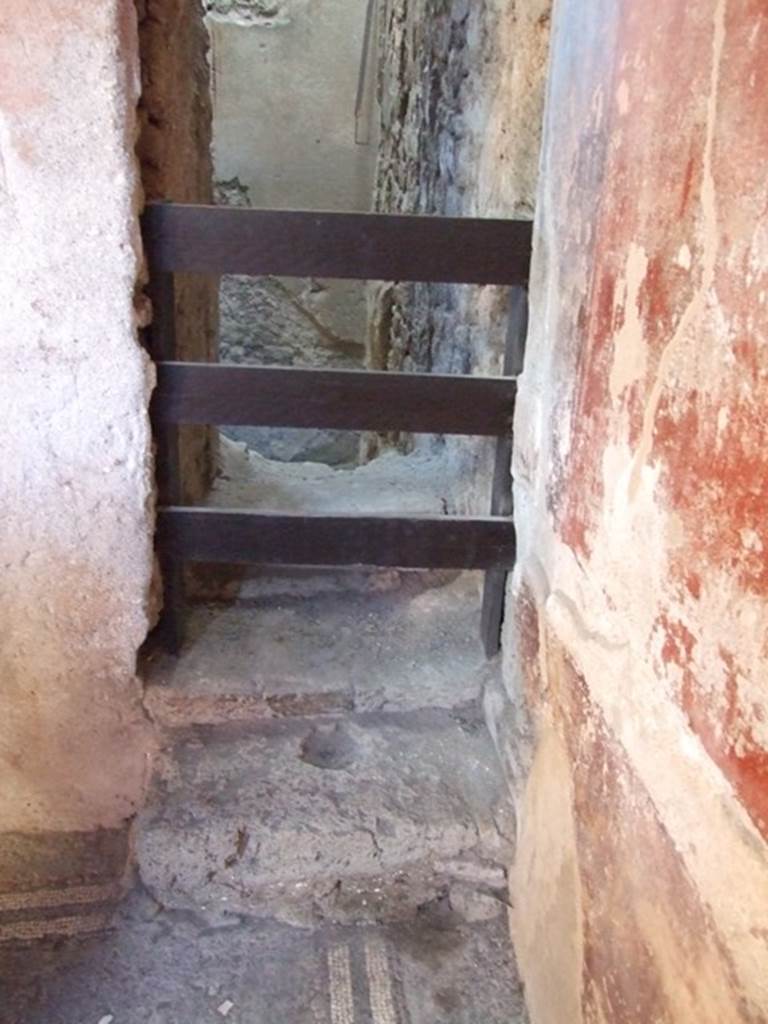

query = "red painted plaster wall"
[508,1,768,1019]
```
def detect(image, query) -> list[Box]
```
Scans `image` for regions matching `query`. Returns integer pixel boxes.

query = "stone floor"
[144,569,492,715]
[0,885,526,1024]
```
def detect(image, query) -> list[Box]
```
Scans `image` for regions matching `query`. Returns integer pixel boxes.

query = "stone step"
[138,708,514,927]
[143,570,494,716]
[207,439,462,519]
[183,437,487,603]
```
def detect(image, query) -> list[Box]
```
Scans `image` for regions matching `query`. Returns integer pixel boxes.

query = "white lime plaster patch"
[608,243,650,402]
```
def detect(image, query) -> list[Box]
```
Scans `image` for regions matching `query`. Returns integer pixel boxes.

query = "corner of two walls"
[508,0,768,1020]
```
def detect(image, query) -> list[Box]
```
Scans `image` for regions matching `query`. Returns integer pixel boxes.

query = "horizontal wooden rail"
[142,203,532,284]
[157,508,517,571]
[152,362,517,436]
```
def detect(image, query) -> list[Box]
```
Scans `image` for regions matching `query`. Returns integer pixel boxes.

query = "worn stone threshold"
[142,566,493,716]
[138,707,514,929]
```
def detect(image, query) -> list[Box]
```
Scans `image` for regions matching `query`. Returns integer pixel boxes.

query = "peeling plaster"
[204,0,289,27]
[608,243,649,403]
[509,0,768,1017]
[629,0,727,498]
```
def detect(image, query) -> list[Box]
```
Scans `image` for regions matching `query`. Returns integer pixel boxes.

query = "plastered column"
[507,0,768,1019]
[0,0,155,939]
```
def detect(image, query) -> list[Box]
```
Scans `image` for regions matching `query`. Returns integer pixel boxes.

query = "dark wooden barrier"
[158,509,517,571]
[143,202,529,657]
[142,203,532,284]
[152,363,516,436]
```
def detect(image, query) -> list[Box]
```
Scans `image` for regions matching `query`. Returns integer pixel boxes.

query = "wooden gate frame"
[142,202,530,657]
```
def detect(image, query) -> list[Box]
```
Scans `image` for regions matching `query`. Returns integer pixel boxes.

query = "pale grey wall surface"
[208,0,376,213]
[207,0,378,464]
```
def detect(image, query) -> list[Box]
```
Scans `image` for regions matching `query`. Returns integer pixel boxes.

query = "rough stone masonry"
[367,0,551,513]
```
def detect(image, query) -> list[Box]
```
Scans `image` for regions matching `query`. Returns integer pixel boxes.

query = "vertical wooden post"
[480,285,529,658]
[148,269,184,654]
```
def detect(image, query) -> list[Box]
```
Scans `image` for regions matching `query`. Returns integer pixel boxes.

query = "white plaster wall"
[0,0,155,835]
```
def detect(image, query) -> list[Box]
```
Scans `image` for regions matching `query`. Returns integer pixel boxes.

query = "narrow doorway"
[135,3,540,1021]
